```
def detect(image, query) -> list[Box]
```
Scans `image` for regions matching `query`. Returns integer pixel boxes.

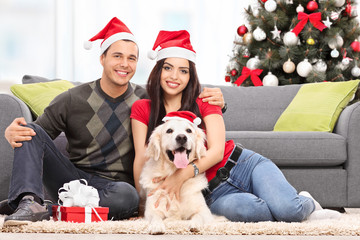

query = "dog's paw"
[148,221,166,235]
[188,214,204,232]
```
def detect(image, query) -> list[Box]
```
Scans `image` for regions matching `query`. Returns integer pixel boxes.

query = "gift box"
[52,205,109,223]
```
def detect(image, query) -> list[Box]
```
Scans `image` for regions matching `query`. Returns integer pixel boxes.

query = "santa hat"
[162,111,201,126]
[84,17,137,54]
[148,30,196,63]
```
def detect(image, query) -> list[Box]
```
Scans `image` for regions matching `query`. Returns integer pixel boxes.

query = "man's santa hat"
[162,111,201,126]
[148,30,196,63]
[84,17,137,55]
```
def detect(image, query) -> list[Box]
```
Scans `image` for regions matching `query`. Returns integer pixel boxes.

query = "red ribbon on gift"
[292,12,327,36]
[234,67,263,86]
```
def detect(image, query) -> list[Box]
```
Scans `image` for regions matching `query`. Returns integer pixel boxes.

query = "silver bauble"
[296,4,304,13]
[246,56,261,70]
[296,59,312,77]
[253,27,266,41]
[351,66,360,77]
[283,59,296,73]
[283,31,298,46]
[262,72,279,86]
[334,0,345,7]
[313,60,327,73]
[265,0,277,12]
[331,49,340,58]
[342,58,350,66]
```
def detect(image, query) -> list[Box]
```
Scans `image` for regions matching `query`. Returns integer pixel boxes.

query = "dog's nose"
[176,134,187,145]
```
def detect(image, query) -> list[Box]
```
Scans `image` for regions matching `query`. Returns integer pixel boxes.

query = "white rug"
[1,213,360,236]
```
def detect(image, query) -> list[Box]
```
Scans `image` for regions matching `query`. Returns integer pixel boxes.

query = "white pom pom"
[84,41,92,50]
[147,50,158,60]
[193,117,201,126]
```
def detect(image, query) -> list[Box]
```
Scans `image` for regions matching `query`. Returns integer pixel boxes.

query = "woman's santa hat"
[162,111,201,126]
[148,30,196,63]
[84,17,137,55]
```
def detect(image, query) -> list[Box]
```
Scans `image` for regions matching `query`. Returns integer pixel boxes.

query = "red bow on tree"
[234,67,263,86]
[292,12,327,36]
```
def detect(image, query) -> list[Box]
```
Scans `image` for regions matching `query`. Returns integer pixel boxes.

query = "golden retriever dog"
[139,115,213,234]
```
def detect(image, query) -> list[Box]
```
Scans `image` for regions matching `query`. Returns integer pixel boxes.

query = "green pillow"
[10,80,75,117]
[273,80,360,132]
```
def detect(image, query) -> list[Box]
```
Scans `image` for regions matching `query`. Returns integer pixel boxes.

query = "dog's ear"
[145,125,162,161]
[195,127,207,160]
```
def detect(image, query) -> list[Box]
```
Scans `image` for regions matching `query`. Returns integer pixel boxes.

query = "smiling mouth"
[166,147,191,162]
[116,70,128,76]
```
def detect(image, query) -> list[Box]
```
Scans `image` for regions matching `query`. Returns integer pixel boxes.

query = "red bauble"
[230,69,238,76]
[225,75,231,82]
[351,40,360,52]
[306,0,318,12]
[261,0,267,2]
[237,25,248,36]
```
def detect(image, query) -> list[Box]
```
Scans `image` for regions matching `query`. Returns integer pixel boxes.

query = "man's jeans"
[207,148,315,222]
[8,123,139,220]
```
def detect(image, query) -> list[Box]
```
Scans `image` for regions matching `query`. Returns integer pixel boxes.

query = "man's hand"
[199,87,225,109]
[4,117,36,149]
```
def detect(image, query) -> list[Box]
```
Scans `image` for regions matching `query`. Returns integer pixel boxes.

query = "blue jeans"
[8,123,139,220]
[207,148,315,222]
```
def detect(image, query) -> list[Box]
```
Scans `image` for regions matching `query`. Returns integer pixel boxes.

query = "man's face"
[100,40,138,88]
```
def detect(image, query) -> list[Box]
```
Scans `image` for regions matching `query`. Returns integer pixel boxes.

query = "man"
[2,17,225,225]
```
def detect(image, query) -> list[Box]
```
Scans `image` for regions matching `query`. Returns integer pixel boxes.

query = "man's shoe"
[3,195,50,226]
[0,199,14,215]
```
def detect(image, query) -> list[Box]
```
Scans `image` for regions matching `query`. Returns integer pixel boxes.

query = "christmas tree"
[225,0,360,87]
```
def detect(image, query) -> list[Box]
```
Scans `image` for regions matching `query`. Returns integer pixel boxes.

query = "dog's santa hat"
[84,17,137,55]
[162,111,201,126]
[148,30,196,63]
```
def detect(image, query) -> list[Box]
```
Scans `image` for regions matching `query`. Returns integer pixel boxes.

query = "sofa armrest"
[0,94,33,201]
[334,101,360,206]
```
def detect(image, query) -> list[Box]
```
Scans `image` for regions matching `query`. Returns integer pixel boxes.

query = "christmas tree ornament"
[253,27,266,41]
[296,59,312,77]
[243,32,253,45]
[313,59,327,72]
[331,11,340,20]
[283,59,296,73]
[265,0,277,12]
[271,25,281,40]
[262,72,279,86]
[252,7,260,17]
[323,16,333,28]
[350,40,360,52]
[306,0,318,12]
[306,37,315,45]
[283,31,299,46]
[342,58,350,66]
[286,0,294,4]
[334,0,346,7]
[328,35,344,49]
[234,67,263,86]
[246,56,261,70]
[230,69,238,76]
[225,74,231,82]
[351,66,360,77]
[331,49,340,58]
[345,2,352,16]
[237,25,248,36]
[296,4,304,13]
[261,0,268,2]
[292,12,327,37]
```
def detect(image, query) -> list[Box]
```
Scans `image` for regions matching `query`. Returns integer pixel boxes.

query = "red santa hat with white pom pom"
[162,111,201,126]
[148,30,196,63]
[84,17,137,55]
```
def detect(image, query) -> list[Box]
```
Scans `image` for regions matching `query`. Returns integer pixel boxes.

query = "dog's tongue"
[174,151,188,169]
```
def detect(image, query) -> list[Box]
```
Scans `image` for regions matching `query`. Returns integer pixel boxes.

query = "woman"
[130,30,341,222]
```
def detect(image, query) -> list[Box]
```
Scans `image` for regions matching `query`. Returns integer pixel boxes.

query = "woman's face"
[160,57,190,98]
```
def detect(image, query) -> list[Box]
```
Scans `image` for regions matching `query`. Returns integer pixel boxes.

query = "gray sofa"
[1,83,360,208]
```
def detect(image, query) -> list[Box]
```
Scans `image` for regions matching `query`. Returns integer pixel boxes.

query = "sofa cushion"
[22,74,83,86]
[10,80,75,117]
[273,80,360,132]
[226,131,347,167]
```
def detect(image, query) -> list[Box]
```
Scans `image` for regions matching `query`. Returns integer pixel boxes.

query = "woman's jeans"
[8,123,139,220]
[207,147,315,222]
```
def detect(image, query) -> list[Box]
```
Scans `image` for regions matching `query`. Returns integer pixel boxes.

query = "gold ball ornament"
[243,32,253,45]
[306,38,315,45]
[283,59,296,73]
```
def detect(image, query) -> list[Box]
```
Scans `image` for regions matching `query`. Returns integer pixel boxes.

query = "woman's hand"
[199,87,225,109]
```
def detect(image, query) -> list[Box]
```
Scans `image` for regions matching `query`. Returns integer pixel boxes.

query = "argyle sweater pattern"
[35,80,147,185]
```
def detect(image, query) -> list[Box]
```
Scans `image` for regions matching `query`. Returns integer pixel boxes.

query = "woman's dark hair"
[146,59,202,142]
